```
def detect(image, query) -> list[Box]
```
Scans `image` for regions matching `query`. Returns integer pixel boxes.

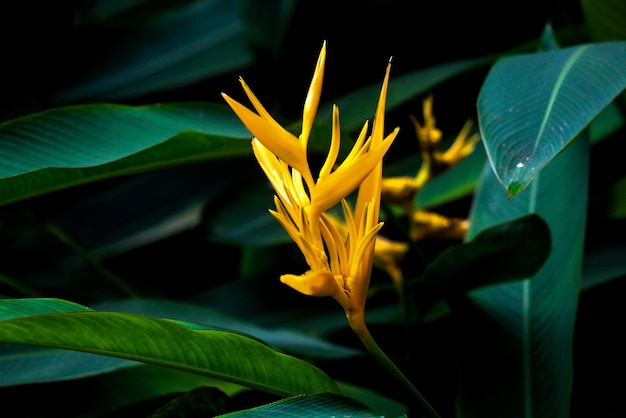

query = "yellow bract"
[222,42,399,317]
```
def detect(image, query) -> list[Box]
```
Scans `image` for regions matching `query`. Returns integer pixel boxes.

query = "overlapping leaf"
[457,128,589,417]
[478,41,626,196]
[0,298,340,397]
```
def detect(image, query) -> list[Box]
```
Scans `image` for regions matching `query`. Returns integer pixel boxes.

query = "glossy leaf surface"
[413,214,551,302]
[0,299,340,397]
[457,130,589,417]
[478,41,626,196]
[216,392,384,418]
[0,103,252,205]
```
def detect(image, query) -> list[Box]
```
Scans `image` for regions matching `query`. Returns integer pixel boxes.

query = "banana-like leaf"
[478,41,626,197]
[215,392,384,418]
[412,214,551,303]
[0,297,361,387]
[0,298,340,397]
[456,129,589,417]
[0,102,252,206]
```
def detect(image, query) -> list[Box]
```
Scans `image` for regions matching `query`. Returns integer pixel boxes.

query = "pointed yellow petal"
[280,267,337,297]
[320,212,349,276]
[301,42,326,147]
[310,129,398,214]
[318,105,341,179]
[355,62,393,226]
[371,61,392,147]
[252,139,295,212]
[222,93,311,178]
[239,78,287,135]
[348,221,384,280]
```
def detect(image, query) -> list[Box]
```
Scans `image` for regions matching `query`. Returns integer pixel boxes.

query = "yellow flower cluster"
[382,95,480,242]
[222,42,399,322]
[223,42,479,323]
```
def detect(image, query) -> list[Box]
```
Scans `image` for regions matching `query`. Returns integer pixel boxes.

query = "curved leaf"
[0,344,138,387]
[0,300,340,397]
[412,214,551,302]
[0,297,91,319]
[456,129,589,416]
[0,298,358,387]
[216,392,384,418]
[478,41,626,196]
[0,102,251,206]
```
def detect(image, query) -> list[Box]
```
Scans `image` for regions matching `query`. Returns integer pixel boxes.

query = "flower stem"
[348,314,441,418]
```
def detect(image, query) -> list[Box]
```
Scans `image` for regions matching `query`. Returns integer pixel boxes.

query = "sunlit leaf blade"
[0,301,340,397]
[93,298,362,359]
[0,297,91,319]
[55,0,253,102]
[456,130,589,417]
[0,103,251,206]
[0,298,359,387]
[216,392,383,418]
[477,41,626,197]
[0,298,136,387]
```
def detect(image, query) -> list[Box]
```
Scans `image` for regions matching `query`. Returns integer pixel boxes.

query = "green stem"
[45,223,139,298]
[349,316,440,418]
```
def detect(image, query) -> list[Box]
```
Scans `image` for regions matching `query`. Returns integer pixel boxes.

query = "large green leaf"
[216,392,386,417]
[54,0,254,102]
[0,297,360,387]
[477,41,626,197]
[0,298,340,397]
[412,214,551,303]
[0,102,252,206]
[456,130,589,417]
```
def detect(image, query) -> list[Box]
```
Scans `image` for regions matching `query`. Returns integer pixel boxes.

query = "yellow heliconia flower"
[222,42,399,322]
[381,95,480,207]
[410,95,480,177]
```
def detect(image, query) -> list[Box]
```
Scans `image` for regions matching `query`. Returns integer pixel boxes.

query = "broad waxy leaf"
[413,214,551,302]
[478,41,626,196]
[456,128,589,416]
[0,299,340,397]
[216,392,384,418]
[0,298,359,387]
[0,103,342,207]
[0,102,252,206]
